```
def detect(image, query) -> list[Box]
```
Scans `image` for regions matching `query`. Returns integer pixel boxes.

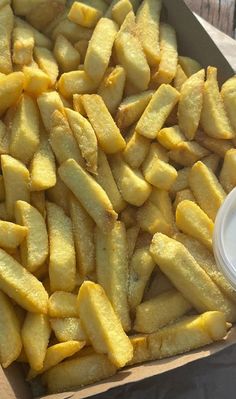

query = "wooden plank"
[184,0,236,37]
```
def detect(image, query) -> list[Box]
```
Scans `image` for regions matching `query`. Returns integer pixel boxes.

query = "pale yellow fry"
[46,173,70,216]
[0,291,22,368]
[47,201,76,293]
[123,130,150,169]
[178,69,205,140]
[152,23,177,85]
[189,161,226,221]
[49,292,78,318]
[53,34,80,73]
[30,191,46,218]
[0,72,24,117]
[110,153,152,206]
[45,353,117,394]
[201,153,220,173]
[2,154,30,220]
[136,84,180,139]
[15,17,53,49]
[128,335,150,366]
[178,56,202,77]
[82,94,126,154]
[95,222,131,331]
[15,201,49,272]
[116,90,153,130]
[176,200,214,251]
[112,0,132,26]
[195,130,233,158]
[78,281,133,367]
[58,70,98,98]
[28,340,86,380]
[168,141,210,167]
[137,200,173,236]
[150,233,236,321]
[173,189,196,210]
[128,246,155,311]
[201,67,234,139]
[74,39,88,64]
[95,149,126,213]
[68,2,102,28]
[97,66,126,115]
[114,11,150,91]
[22,313,51,371]
[134,289,192,333]
[12,25,34,65]
[0,5,13,74]
[221,76,236,132]
[23,65,51,97]
[50,110,85,168]
[157,125,186,150]
[149,188,175,229]
[65,108,98,175]
[173,64,187,92]
[69,195,95,277]
[220,149,236,193]
[9,94,40,165]
[51,17,93,43]
[169,167,190,195]
[0,249,48,313]
[37,91,64,133]
[50,317,88,343]
[0,221,27,250]
[34,46,59,86]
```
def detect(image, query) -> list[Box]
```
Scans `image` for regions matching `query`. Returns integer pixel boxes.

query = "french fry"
[84,18,118,83]
[151,23,177,86]
[51,18,93,43]
[136,84,180,139]
[195,130,233,158]
[201,153,220,173]
[114,11,150,91]
[50,318,88,343]
[53,34,80,73]
[221,76,236,132]
[0,72,24,117]
[23,65,51,96]
[128,246,155,310]
[12,25,34,66]
[136,0,161,66]
[134,289,192,333]
[25,0,66,31]
[173,188,196,210]
[49,292,78,318]
[34,46,59,86]
[137,200,173,236]
[176,200,214,251]
[37,90,64,132]
[0,5,13,74]
[74,39,88,64]
[97,66,126,115]
[0,249,48,313]
[69,195,95,277]
[128,335,150,366]
[120,205,136,228]
[169,141,210,167]
[68,1,102,28]
[219,149,236,193]
[58,70,98,98]
[201,67,234,139]
[157,125,186,150]
[126,225,140,259]
[112,0,132,26]
[178,69,205,140]
[59,159,117,233]
[110,153,152,206]
[22,313,51,371]
[149,188,175,229]
[189,161,226,221]
[15,17,52,49]
[47,202,76,293]
[116,90,153,130]
[82,94,126,153]
[9,94,40,165]
[150,233,236,321]
[170,167,190,194]
[95,222,131,331]
[73,93,86,115]
[50,110,85,167]
[0,291,22,368]
[15,201,49,272]
[173,64,187,91]
[77,281,133,367]
[2,155,30,220]
[178,56,202,77]
[46,173,70,216]
[65,108,98,174]
[144,269,174,300]
[45,352,117,394]
[123,130,150,169]
[0,221,27,250]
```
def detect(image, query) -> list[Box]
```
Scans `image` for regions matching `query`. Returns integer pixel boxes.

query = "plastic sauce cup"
[213,187,236,290]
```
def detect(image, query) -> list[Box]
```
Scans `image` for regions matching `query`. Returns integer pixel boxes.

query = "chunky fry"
[112,0,132,26]
[149,188,175,229]
[46,173,70,216]
[34,46,59,86]
[53,34,80,73]
[15,17,52,49]
[123,130,150,169]
[68,2,102,28]
[221,76,236,132]
[195,130,233,158]
[169,142,210,167]
[157,125,186,150]
[58,70,98,98]
[173,64,187,91]
[219,149,236,193]
[50,317,88,343]
[37,91,64,133]
[0,221,27,250]
[137,200,173,236]
[142,150,177,190]
[23,66,51,96]
[178,56,202,77]
[97,66,126,115]
[51,18,92,43]
[49,292,78,318]
[173,189,196,210]
[201,153,220,173]
[12,25,34,65]
[0,5,13,74]
[0,72,24,117]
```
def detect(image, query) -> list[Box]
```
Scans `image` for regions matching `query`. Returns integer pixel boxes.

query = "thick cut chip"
[168,141,210,167]
[178,69,205,140]
[49,292,78,318]
[2,155,30,220]
[0,221,27,250]
[58,70,98,98]
[201,67,234,139]
[110,154,152,207]
[46,173,70,216]
[9,94,40,165]
[173,189,196,210]
[189,161,226,221]
[37,91,64,133]
[51,18,93,43]
[149,188,175,229]
[15,17,52,49]
[157,125,186,150]
[47,202,76,293]
[82,95,126,154]
[68,2,102,28]
[34,46,59,86]
[78,281,133,367]
[112,0,133,26]
[173,64,187,91]
[12,25,34,65]
[114,11,150,91]
[0,72,24,117]
[59,159,117,233]
[95,222,131,331]
[144,270,174,301]
[201,153,220,173]
[0,291,22,368]
[219,149,236,193]
[50,317,88,343]
[53,34,80,73]
[97,66,126,115]
[22,313,51,371]
[23,66,51,97]
[176,200,214,251]
[136,84,180,139]
[74,39,89,63]
[170,167,190,196]
[178,56,202,77]
[0,5,13,74]
[137,200,173,236]
[15,201,48,272]
[195,130,233,158]
[150,233,236,321]
[123,130,150,169]
[221,76,236,132]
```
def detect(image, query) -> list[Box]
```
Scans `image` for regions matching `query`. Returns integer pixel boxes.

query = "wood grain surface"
[184,0,236,37]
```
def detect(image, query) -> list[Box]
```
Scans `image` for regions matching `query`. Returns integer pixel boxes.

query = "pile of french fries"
[1,0,236,394]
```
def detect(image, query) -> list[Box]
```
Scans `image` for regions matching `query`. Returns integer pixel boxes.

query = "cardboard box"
[1,1,236,398]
